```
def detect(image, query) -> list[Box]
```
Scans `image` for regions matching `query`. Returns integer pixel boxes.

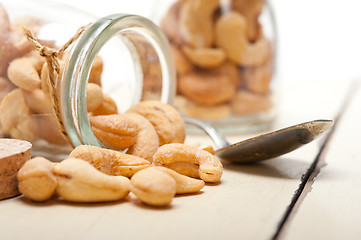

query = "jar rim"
[61,13,176,148]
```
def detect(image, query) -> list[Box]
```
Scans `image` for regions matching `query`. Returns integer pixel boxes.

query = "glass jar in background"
[0,0,175,160]
[151,0,278,134]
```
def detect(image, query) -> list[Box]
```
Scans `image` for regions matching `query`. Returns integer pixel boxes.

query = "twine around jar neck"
[23,24,90,147]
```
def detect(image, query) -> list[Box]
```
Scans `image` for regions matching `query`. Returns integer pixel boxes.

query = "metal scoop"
[184,117,334,163]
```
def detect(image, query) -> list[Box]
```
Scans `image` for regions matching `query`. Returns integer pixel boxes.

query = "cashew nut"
[90,95,118,116]
[7,57,41,91]
[182,46,226,69]
[199,145,215,155]
[0,4,10,39]
[215,11,271,66]
[178,67,236,105]
[0,77,15,103]
[24,50,45,73]
[170,44,192,75]
[53,158,130,203]
[174,95,231,120]
[17,157,57,202]
[178,0,220,48]
[86,83,104,112]
[22,88,53,115]
[231,0,265,42]
[9,115,38,142]
[154,166,205,194]
[242,55,274,94]
[0,89,38,141]
[0,40,20,75]
[230,90,272,114]
[153,143,223,183]
[126,101,185,146]
[216,62,242,88]
[130,166,205,207]
[69,145,151,178]
[160,0,184,46]
[88,55,103,86]
[89,113,159,161]
[122,113,159,161]
[130,167,176,207]
[89,114,137,150]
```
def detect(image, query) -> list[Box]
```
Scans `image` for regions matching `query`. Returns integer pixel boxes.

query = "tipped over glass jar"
[0,0,175,159]
[152,0,278,133]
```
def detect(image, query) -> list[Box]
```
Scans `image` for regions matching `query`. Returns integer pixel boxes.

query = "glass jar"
[151,0,278,133]
[0,0,175,160]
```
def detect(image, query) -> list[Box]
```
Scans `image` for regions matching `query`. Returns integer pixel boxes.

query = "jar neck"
[60,14,176,148]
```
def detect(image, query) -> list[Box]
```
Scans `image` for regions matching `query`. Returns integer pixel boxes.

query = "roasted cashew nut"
[130,166,205,207]
[174,95,231,120]
[160,0,184,46]
[54,158,130,203]
[7,57,41,91]
[178,0,220,48]
[182,46,226,69]
[178,67,236,105]
[17,157,57,202]
[0,89,38,142]
[89,114,138,151]
[130,167,176,207]
[230,90,272,115]
[69,145,151,178]
[215,11,271,66]
[231,0,265,42]
[86,83,104,112]
[89,95,118,116]
[0,4,10,37]
[153,143,223,183]
[126,100,185,146]
[169,44,192,76]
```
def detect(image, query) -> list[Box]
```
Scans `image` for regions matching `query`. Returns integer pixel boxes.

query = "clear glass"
[61,13,176,148]
[151,0,279,134]
[0,0,175,159]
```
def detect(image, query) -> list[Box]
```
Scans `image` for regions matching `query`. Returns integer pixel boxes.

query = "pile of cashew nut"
[0,4,110,144]
[1,3,225,207]
[17,100,224,207]
[160,0,274,120]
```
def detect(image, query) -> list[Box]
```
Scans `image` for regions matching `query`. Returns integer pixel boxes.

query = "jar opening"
[61,14,176,148]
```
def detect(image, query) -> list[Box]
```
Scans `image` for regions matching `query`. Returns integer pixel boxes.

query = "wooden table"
[1,78,360,240]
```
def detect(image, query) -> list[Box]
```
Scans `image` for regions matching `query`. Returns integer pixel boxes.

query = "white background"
[54,0,361,84]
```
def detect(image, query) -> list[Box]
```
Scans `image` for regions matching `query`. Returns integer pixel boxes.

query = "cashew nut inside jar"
[0,0,176,159]
[152,0,279,133]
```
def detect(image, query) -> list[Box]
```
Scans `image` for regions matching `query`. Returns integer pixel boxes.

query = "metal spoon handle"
[183,116,230,149]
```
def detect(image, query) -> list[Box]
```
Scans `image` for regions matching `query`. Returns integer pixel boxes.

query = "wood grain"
[0,79,354,240]
[282,81,361,240]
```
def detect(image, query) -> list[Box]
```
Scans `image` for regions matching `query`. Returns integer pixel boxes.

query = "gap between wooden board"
[271,80,360,240]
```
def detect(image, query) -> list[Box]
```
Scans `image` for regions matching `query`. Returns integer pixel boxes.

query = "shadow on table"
[16,195,128,208]
[15,193,176,210]
[223,157,311,179]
